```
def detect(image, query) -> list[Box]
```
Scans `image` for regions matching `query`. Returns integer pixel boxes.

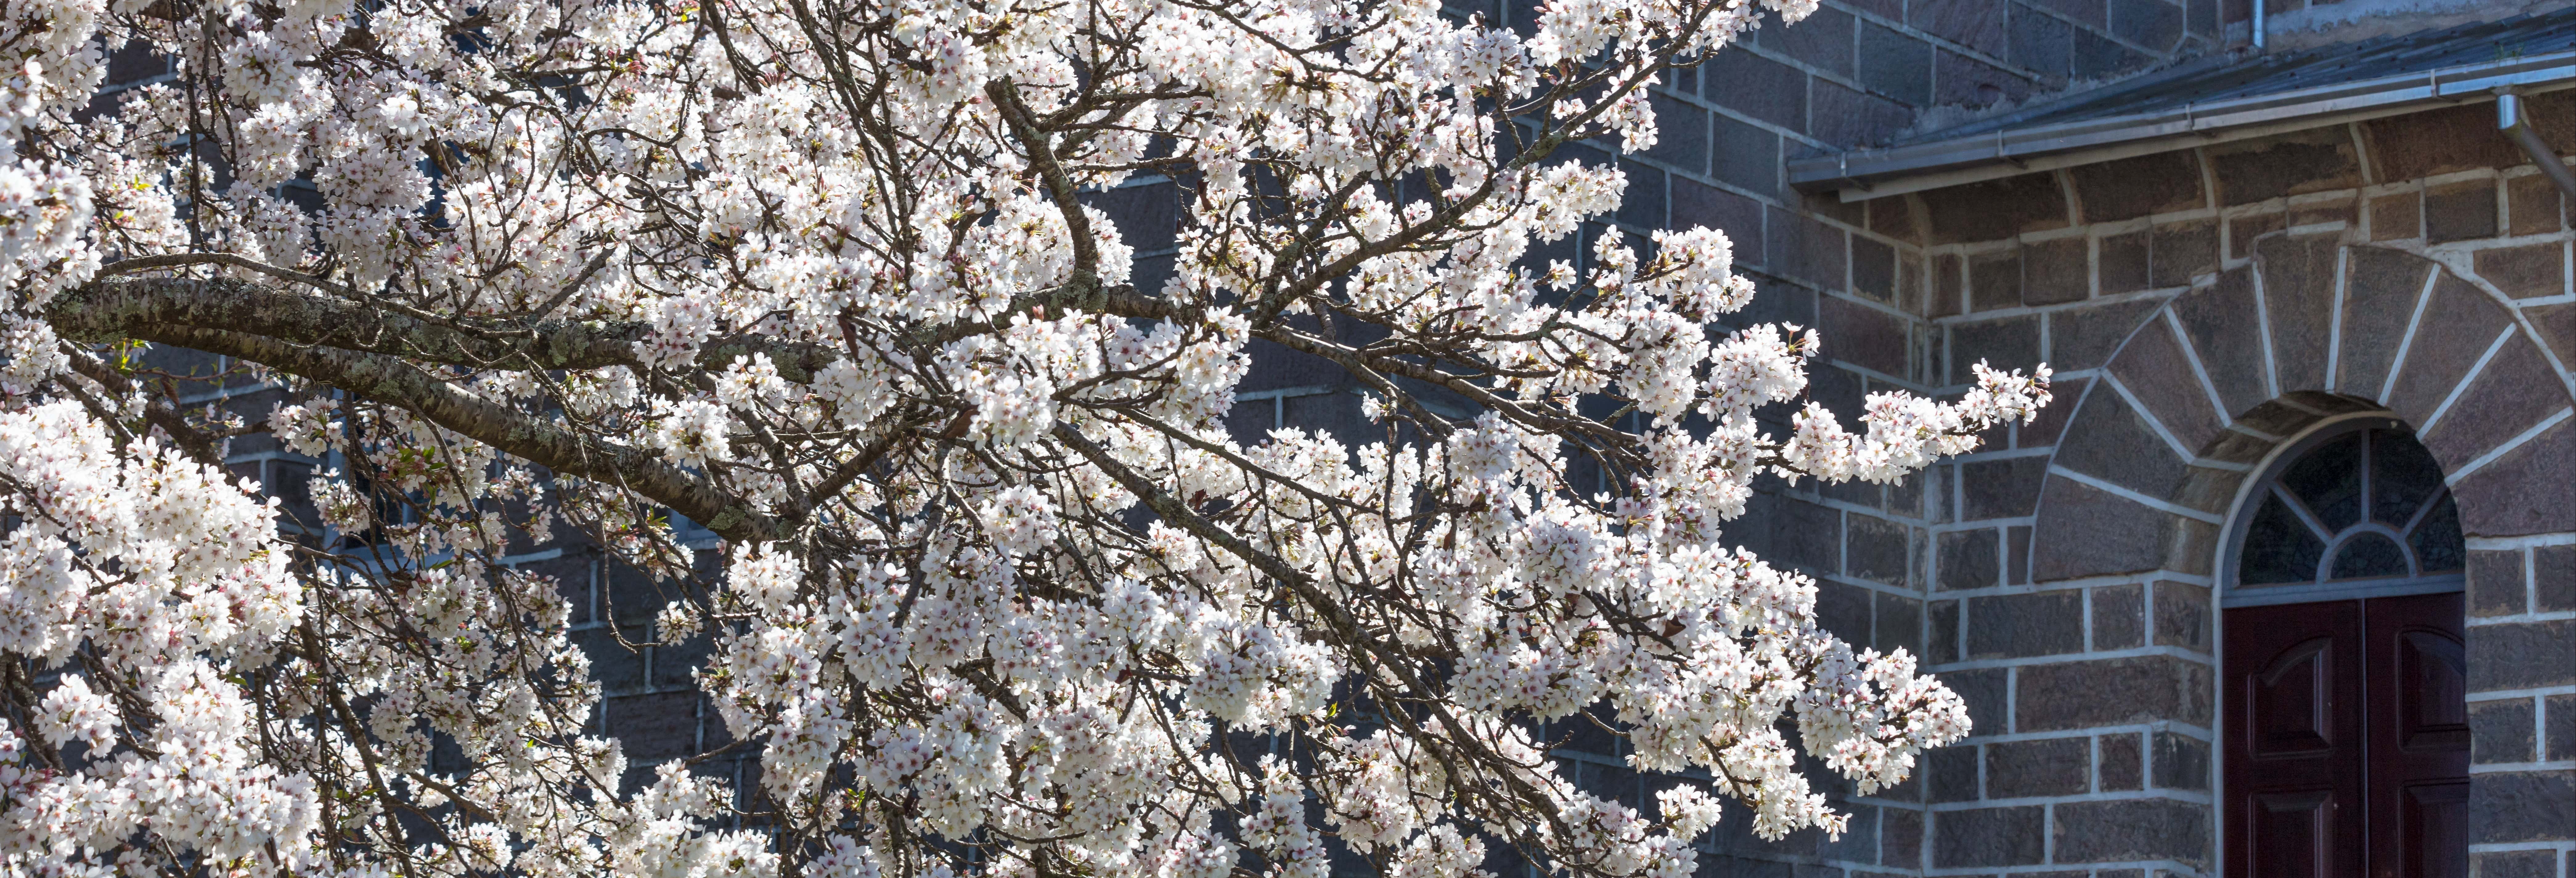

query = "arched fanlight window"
[2226,418,2466,606]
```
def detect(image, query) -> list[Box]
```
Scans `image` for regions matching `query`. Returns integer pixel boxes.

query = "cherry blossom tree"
[0,0,2050,873]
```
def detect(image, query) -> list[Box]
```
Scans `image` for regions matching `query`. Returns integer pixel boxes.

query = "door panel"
[2227,600,2366,878]
[2366,592,2470,878]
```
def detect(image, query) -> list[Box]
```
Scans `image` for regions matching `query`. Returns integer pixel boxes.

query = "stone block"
[1929,599,1963,664]
[2022,236,2090,305]
[1858,22,1933,107]
[2467,619,2576,691]
[1813,79,1912,149]
[2538,545,2574,613]
[1926,744,1980,802]
[1985,736,2089,798]
[2208,127,2362,205]
[1948,667,2011,737]
[1880,807,1923,868]
[2072,151,2203,223]
[2009,525,2034,584]
[2168,286,2261,429]
[2153,731,2211,790]
[2335,247,2437,401]
[1931,253,1964,317]
[1706,50,1807,133]
[2550,693,2575,761]
[2255,233,2339,393]
[2470,770,2575,844]
[1922,173,2069,244]
[1938,529,2000,591]
[2030,477,2174,582]
[2419,337,2563,475]
[2019,375,2085,448]
[2450,416,2575,538]
[2382,274,2511,426]
[2051,799,2210,866]
[576,625,651,695]
[1777,497,1845,574]
[653,631,715,689]
[1673,177,1762,245]
[1768,205,1848,291]
[2470,697,2537,764]
[2007,6,2072,81]
[2015,655,2213,730]
[2100,732,2144,791]
[1619,160,1667,227]
[1848,513,1913,586]
[2153,581,2212,653]
[2149,218,2219,287]
[1822,296,1907,376]
[607,691,702,761]
[1640,92,1708,173]
[1911,0,2007,55]
[1929,806,2044,867]
[1961,455,2049,520]
[1877,593,1924,657]
[1950,315,2042,386]
[2070,26,2150,80]
[1761,5,1852,75]
[1711,112,1782,197]
[2107,318,2225,453]
[1967,589,2085,659]
[2474,242,2568,300]
[2365,104,2532,182]
[2290,195,2355,228]
[1970,249,2023,312]
[1851,237,1896,303]
[2048,297,2159,373]
[2471,851,2561,878]
[2424,178,2500,243]
[2508,173,2565,235]
[2371,190,2421,240]
[2100,230,2151,294]
[2093,583,2145,650]
[2468,549,2529,618]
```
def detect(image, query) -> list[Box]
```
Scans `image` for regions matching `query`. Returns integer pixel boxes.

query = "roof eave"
[1788,50,2576,202]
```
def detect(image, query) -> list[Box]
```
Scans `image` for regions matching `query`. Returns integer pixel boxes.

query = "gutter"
[2499,91,2576,200]
[1790,49,2576,202]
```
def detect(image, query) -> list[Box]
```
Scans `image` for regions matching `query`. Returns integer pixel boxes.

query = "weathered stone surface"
[1619,161,1665,227]
[2047,296,2158,372]
[1909,0,2007,56]
[2290,195,2355,229]
[2009,524,2033,584]
[1970,249,2022,312]
[1985,737,2088,798]
[1950,315,2042,384]
[2227,211,2284,261]
[2472,851,2561,878]
[2468,548,2529,618]
[1967,590,2084,659]
[2474,242,2568,300]
[2467,619,2576,691]
[2108,318,2225,454]
[2530,302,2576,371]
[2072,152,2204,223]
[1857,22,1933,107]
[2469,698,2537,764]
[2149,219,2219,287]
[2470,770,2575,844]
[1848,513,1913,586]
[2257,234,2339,393]
[2019,375,2086,447]
[1877,592,1924,656]
[1880,807,1923,868]
[1851,237,1896,303]
[2031,477,2173,582]
[1704,49,1806,133]
[1925,745,1979,803]
[2100,732,2143,791]
[2015,655,2213,730]
[2420,338,2566,474]
[1757,4,1851,75]
[2336,247,2436,400]
[2383,274,2510,423]
[2153,731,2211,790]
[2100,230,2151,294]
[1937,47,2039,109]
[1938,529,2000,592]
[1822,296,1908,377]
[2208,127,2362,205]
[1931,253,1965,317]
[1673,176,1762,242]
[2508,173,2565,235]
[575,626,650,694]
[2371,191,2421,240]
[2153,581,2212,653]
[2053,383,2189,498]
[2009,6,2071,81]
[2108,0,2184,51]
[2550,693,2576,761]
[2365,104,2531,182]
[2425,178,2500,243]
[1768,205,1849,293]
[2450,416,2576,537]
[2538,544,2575,613]
[2052,799,2209,866]
[1813,79,1914,149]
[606,691,703,761]
[1948,667,2010,737]
[1961,455,2049,520]
[1930,806,2044,867]
[1711,113,1782,197]
[2022,236,2090,305]
[1922,173,2069,244]
[1775,496,1846,574]
[2169,267,2269,415]
[2094,582,2145,649]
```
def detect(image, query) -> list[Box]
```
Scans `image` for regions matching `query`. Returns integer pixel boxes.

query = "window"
[2227,420,2466,606]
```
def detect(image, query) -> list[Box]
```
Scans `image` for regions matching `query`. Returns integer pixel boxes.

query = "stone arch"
[2027,236,2576,585]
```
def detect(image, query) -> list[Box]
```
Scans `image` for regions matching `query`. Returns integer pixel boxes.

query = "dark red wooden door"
[2223,595,2468,878]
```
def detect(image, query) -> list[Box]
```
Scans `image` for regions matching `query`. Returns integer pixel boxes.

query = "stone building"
[108,0,2574,875]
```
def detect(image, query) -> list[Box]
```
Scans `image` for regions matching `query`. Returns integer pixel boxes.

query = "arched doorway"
[2221,415,2470,878]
